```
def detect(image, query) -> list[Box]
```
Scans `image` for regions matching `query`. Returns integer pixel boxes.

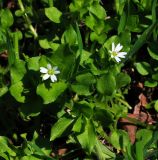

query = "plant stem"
[116,97,132,109]
[18,0,38,39]
[13,32,19,59]
[48,0,53,7]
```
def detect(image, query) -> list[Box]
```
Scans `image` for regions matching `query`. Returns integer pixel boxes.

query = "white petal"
[115,56,121,62]
[115,43,123,52]
[50,75,57,82]
[112,43,115,51]
[118,52,127,58]
[42,73,50,80]
[47,64,52,70]
[53,66,58,70]
[40,67,48,73]
[53,66,60,74]
[54,70,60,74]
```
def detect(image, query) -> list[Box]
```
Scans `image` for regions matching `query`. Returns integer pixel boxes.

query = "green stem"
[116,97,132,109]
[48,0,53,7]
[13,32,19,59]
[18,0,38,39]
[152,0,157,41]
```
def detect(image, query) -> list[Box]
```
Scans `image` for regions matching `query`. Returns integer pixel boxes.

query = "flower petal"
[115,56,121,62]
[40,67,48,73]
[115,43,123,52]
[53,66,60,74]
[54,70,60,74]
[53,66,58,70]
[50,75,57,82]
[112,43,115,51]
[47,64,52,70]
[118,52,127,58]
[42,73,50,80]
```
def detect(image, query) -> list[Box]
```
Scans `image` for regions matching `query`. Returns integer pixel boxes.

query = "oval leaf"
[134,62,151,76]
[45,7,62,23]
[97,73,116,96]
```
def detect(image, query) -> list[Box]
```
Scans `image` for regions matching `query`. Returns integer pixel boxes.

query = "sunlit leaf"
[50,117,74,141]
[45,7,62,23]
[36,82,67,104]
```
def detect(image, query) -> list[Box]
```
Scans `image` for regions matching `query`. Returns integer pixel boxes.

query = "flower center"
[48,69,55,75]
[112,51,118,57]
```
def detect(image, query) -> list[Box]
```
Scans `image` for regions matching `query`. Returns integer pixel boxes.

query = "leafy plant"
[0,0,158,159]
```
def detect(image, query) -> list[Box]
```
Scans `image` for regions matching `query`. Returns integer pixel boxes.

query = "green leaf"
[125,22,158,61]
[154,100,158,112]
[104,35,119,51]
[116,72,131,89]
[77,119,96,154]
[97,73,116,96]
[147,42,158,60]
[39,38,59,51]
[115,0,126,14]
[15,9,24,17]
[90,32,107,44]
[79,49,92,66]
[134,62,151,76]
[45,7,62,23]
[10,81,25,103]
[10,60,26,84]
[110,130,131,151]
[74,101,93,118]
[152,72,158,81]
[94,108,113,127]
[126,15,140,32]
[39,39,51,49]
[19,98,43,120]
[135,129,153,160]
[118,11,127,34]
[50,45,76,80]
[36,82,67,104]
[88,2,106,19]
[72,72,95,95]
[0,86,8,97]
[72,115,83,132]
[0,136,16,156]
[76,72,96,85]
[1,9,14,28]
[6,31,16,66]
[71,84,91,96]
[50,116,74,141]
[0,153,9,160]
[20,155,41,160]
[144,80,157,87]
[61,25,77,45]
[85,14,96,31]
[76,22,83,56]
[27,56,40,71]
[94,139,116,159]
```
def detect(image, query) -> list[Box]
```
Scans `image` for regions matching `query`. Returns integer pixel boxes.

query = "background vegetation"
[0,0,158,159]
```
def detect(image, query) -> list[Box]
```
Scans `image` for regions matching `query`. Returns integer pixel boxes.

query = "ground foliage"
[0,0,158,159]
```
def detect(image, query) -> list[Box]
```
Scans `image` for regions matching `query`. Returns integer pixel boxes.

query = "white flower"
[40,64,60,82]
[109,43,127,62]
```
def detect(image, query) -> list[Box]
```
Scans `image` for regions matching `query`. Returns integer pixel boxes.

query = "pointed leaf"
[50,117,74,141]
[77,119,96,153]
